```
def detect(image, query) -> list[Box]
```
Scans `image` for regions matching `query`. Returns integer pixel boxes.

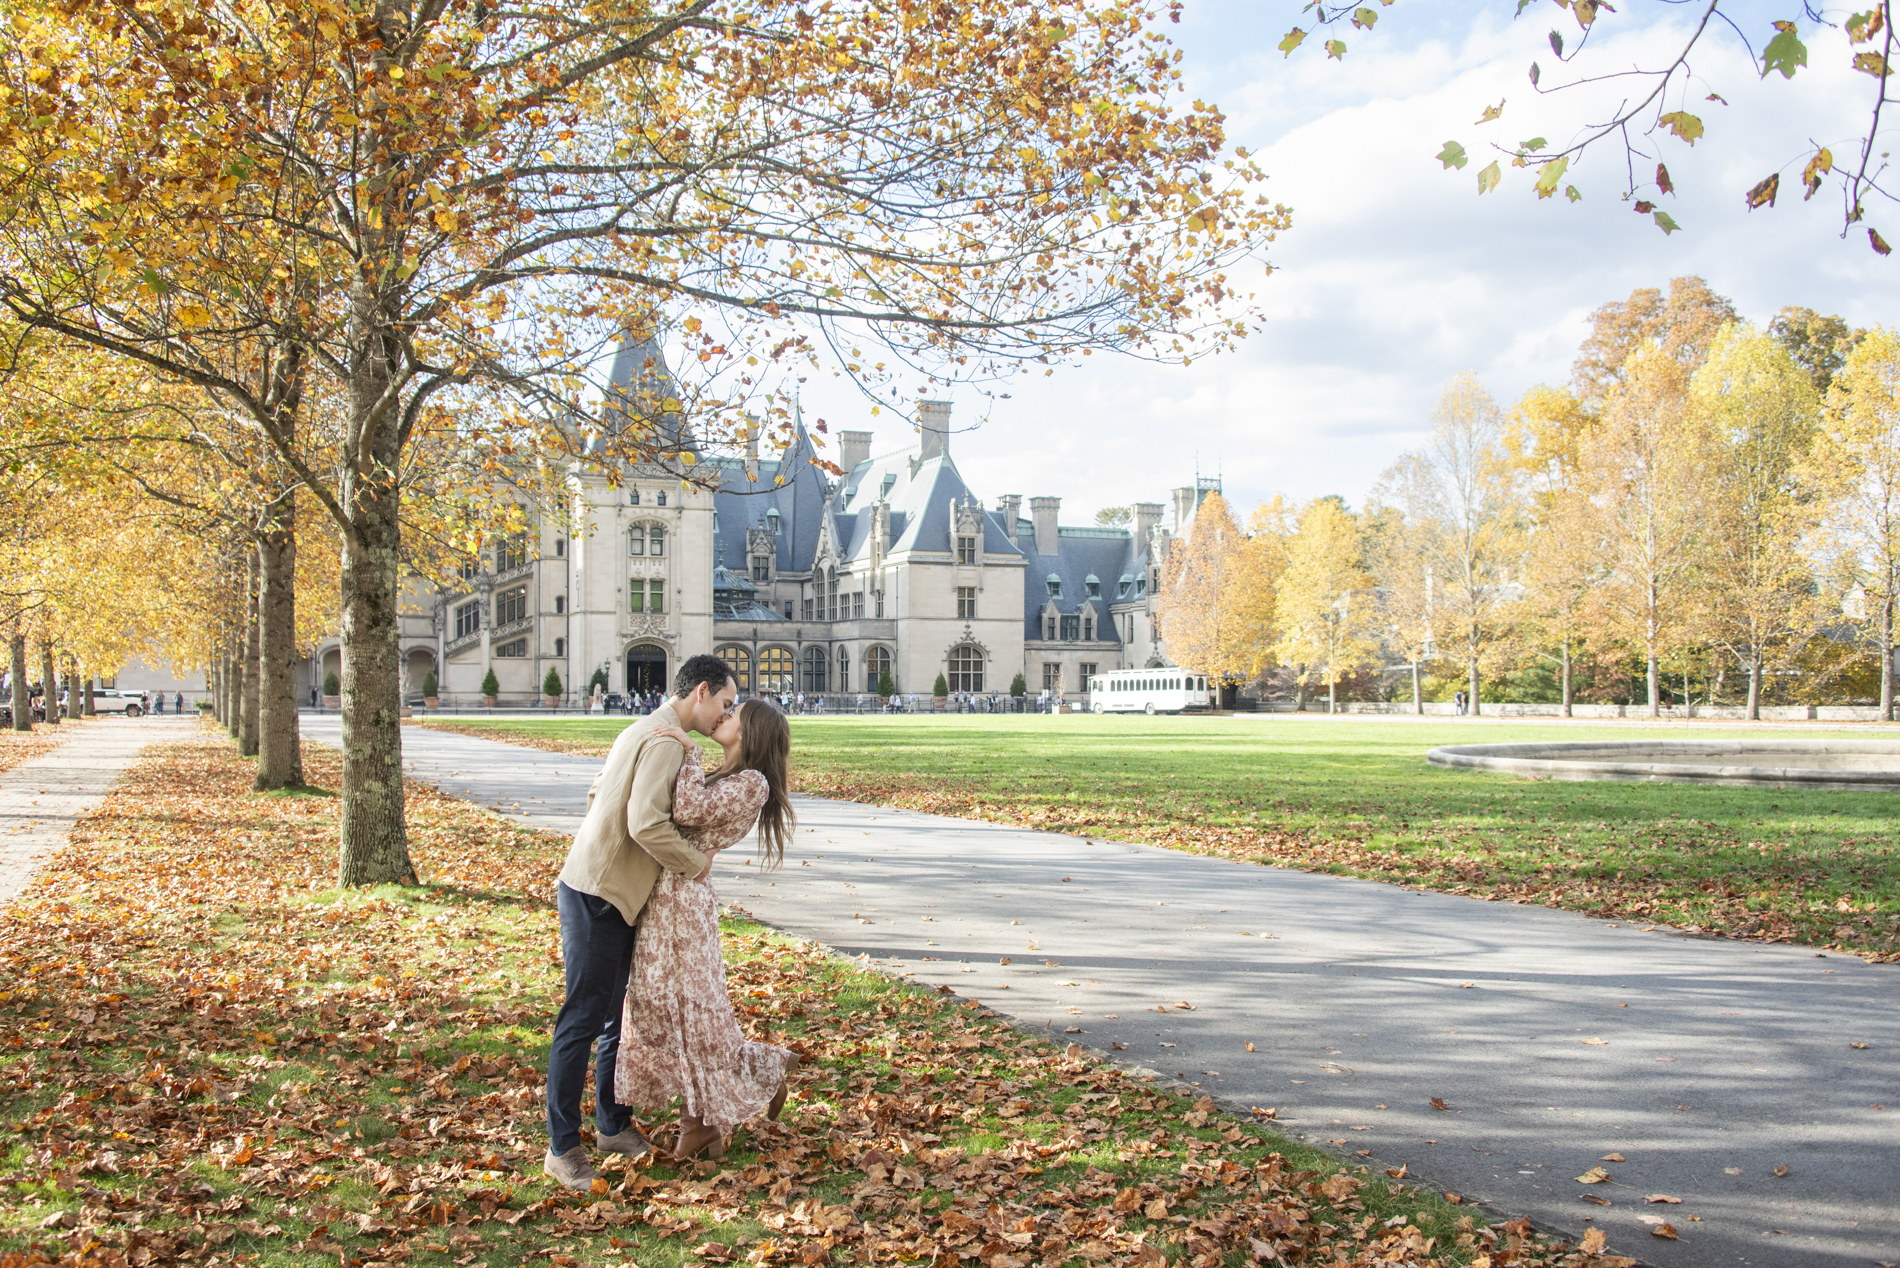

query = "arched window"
[827,566,838,622]
[948,645,984,693]
[716,645,752,693]
[554,637,566,657]
[629,489,640,506]
[837,646,851,691]
[866,645,893,693]
[758,647,794,692]
[649,526,665,557]
[802,645,828,691]
[657,490,667,507]
[628,525,644,556]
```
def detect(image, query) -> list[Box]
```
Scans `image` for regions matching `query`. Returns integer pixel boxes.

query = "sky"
[781,1,1894,524]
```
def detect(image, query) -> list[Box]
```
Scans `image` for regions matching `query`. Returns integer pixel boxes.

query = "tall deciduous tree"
[1694,324,1826,719]
[1504,384,1596,715]
[1571,278,1739,410]
[1574,344,1711,717]
[1372,373,1523,714]
[0,0,1284,885]
[1273,498,1376,713]
[1807,327,1900,719]
[1157,492,1264,686]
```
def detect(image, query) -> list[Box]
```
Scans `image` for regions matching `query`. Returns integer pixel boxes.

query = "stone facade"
[299,350,1217,706]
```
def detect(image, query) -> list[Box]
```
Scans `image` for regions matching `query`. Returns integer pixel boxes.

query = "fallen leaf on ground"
[1579,1193,1610,1206]
[1601,1152,1625,1162]
[1772,1163,1790,1177]
[1650,1222,1679,1240]
[1429,1097,1449,1111]
[1575,1166,1612,1184]
[1646,1194,1681,1204]
[1581,1037,1608,1045]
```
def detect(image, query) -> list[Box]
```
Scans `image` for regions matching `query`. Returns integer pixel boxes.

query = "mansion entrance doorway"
[627,645,669,696]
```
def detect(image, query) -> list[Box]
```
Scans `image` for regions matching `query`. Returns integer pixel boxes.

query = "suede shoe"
[542,1146,599,1191]
[594,1125,653,1158]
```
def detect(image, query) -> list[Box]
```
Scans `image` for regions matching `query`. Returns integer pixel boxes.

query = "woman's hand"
[649,722,694,748]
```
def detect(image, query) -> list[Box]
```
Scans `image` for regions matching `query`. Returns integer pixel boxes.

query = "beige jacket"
[557,701,709,925]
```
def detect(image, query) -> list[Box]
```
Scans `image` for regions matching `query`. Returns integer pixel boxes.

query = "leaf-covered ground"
[0,734,1629,1268]
[0,723,84,776]
[418,715,1900,962]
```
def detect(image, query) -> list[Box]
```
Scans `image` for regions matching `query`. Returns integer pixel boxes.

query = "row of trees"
[1160,279,1900,720]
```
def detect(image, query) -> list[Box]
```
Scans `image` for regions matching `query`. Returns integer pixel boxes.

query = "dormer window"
[957,535,977,564]
[657,490,667,507]
[1085,574,1100,598]
[881,474,897,497]
[752,557,770,582]
[1135,576,1146,597]
[629,489,640,505]
[1118,574,1134,598]
[766,507,780,534]
[1046,573,1062,598]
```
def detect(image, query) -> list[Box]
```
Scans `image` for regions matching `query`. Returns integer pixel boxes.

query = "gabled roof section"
[1020,525,1129,645]
[708,416,830,575]
[598,334,692,453]
[829,446,1023,563]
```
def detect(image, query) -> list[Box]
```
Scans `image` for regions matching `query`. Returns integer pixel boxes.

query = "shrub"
[932,672,949,697]
[542,666,564,697]
[1009,672,1026,697]
[589,667,609,694]
[481,667,500,697]
[877,670,895,697]
[322,671,340,696]
[421,671,438,698]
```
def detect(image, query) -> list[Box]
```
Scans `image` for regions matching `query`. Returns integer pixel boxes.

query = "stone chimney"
[743,416,760,483]
[1133,502,1164,559]
[1171,486,1198,534]
[997,494,1023,540]
[1030,496,1061,557]
[838,430,873,473]
[918,400,952,462]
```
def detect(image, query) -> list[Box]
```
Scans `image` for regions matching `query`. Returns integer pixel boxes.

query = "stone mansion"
[307,350,1217,707]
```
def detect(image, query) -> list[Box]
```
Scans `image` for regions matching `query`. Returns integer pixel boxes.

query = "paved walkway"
[312,719,1897,1267]
[0,717,188,908]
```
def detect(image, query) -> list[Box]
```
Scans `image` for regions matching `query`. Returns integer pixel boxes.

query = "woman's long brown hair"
[706,698,794,867]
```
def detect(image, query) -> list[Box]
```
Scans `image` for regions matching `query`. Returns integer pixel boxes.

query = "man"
[543,653,736,1190]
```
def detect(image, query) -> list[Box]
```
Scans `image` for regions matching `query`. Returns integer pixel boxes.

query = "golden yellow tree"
[1273,498,1377,713]
[1574,344,1713,717]
[1694,323,1827,718]
[1505,384,1597,715]
[1807,327,1900,718]
[1157,492,1267,687]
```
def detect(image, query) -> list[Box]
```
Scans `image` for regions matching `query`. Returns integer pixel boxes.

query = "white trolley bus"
[1088,668,1213,714]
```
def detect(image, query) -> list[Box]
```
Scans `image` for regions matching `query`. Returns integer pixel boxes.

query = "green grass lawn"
[422,715,1900,959]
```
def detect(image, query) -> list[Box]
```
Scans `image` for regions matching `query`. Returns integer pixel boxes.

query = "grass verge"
[415,714,1900,962]
[0,734,1625,1267]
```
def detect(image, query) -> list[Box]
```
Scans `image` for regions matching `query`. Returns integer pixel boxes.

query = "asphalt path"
[304,717,1899,1268]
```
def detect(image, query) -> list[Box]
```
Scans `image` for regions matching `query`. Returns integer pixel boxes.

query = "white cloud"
[793,3,1894,522]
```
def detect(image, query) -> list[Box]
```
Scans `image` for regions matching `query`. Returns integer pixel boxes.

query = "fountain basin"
[1425,739,1900,791]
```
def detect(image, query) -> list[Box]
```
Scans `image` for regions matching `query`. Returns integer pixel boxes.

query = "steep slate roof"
[1014,523,1128,647]
[594,334,693,453]
[708,419,830,576]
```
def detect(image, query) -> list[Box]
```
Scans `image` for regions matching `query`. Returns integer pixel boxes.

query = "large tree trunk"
[239,552,261,756]
[1327,673,1336,715]
[1411,656,1422,715]
[1746,649,1762,721]
[1467,653,1481,718]
[1561,635,1573,718]
[9,630,29,731]
[336,336,415,888]
[256,513,303,789]
[224,622,240,736]
[39,642,58,727]
[81,665,94,717]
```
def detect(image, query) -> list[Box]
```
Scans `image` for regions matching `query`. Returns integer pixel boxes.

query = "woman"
[614,698,798,1159]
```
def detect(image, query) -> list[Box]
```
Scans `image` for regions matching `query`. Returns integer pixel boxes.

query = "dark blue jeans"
[546,881,638,1154]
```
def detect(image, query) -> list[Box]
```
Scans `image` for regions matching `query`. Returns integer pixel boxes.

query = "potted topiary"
[876,670,894,703]
[932,672,949,711]
[322,670,341,710]
[421,671,439,710]
[542,665,564,709]
[481,666,500,707]
[1009,672,1026,699]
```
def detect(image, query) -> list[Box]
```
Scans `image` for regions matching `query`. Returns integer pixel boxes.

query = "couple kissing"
[545,653,797,1188]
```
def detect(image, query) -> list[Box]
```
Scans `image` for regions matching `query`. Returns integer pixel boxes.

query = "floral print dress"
[614,746,795,1130]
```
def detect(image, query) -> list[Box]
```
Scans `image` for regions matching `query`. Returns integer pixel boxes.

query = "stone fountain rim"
[1426,738,1900,790]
